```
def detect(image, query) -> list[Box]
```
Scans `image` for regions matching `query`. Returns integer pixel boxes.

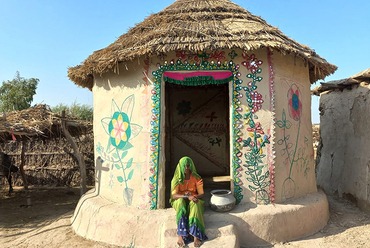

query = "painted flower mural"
[287,84,302,121]
[207,51,225,61]
[102,95,142,151]
[228,50,238,59]
[277,83,309,201]
[177,100,192,116]
[98,95,143,206]
[250,91,264,113]
[242,53,263,74]
[206,111,218,122]
[240,54,272,205]
[108,112,131,149]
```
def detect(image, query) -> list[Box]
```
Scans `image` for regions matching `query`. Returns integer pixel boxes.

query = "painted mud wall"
[149,49,275,207]
[92,48,316,210]
[316,83,370,212]
[272,53,317,202]
[93,57,151,209]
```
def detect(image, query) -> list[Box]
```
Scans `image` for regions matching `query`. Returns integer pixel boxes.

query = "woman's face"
[185,162,191,175]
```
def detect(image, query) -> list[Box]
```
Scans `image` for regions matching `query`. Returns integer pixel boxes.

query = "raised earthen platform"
[71,190,329,247]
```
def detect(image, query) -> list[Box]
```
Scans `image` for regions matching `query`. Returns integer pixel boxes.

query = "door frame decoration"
[148,53,243,209]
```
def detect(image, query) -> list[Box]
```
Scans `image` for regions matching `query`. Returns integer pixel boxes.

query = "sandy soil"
[1,186,369,248]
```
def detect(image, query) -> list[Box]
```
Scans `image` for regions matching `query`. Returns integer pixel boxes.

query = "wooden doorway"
[164,82,230,207]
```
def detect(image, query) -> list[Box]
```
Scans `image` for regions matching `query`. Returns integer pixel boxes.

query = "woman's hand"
[188,195,199,203]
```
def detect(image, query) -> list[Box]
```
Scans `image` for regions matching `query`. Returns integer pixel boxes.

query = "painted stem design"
[116,148,129,189]
[284,117,301,178]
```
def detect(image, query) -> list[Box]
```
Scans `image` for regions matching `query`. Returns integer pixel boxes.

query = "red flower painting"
[287,84,302,121]
[175,51,187,60]
[250,91,264,113]
[207,51,225,61]
[241,53,263,74]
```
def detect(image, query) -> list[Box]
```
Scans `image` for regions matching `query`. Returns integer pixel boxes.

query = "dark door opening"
[165,82,231,208]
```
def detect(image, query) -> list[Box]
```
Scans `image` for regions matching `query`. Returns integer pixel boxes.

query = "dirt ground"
[1,186,370,248]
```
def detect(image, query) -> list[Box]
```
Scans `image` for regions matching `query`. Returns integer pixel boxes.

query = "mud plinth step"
[161,221,239,248]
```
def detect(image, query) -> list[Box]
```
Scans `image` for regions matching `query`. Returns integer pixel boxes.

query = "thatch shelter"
[0,104,93,191]
[0,104,92,141]
[313,68,370,213]
[68,0,336,246]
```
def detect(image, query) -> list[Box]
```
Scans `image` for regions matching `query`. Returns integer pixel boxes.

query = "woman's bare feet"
[194,237,202,247]
[177,235,185,247]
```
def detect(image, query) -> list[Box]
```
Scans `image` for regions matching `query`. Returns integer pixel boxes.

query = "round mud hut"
[68,0,337,247]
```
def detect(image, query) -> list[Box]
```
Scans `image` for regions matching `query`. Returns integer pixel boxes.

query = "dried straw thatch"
[0,104,92,142]
[68,0,337,90]
[311,68,370,96]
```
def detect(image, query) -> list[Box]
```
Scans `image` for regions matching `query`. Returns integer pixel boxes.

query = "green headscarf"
[170,156,201,204]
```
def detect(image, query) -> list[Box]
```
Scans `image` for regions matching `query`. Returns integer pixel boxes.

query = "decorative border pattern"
[240,53,271,205]
[148,55,242,209]
[267,48,276,203]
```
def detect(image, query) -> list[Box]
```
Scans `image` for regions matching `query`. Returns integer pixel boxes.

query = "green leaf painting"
[277,84,310,201]
[127,170,134,181]
[96,96,143,206]
[126,158,133,169]
[117,176,124,183]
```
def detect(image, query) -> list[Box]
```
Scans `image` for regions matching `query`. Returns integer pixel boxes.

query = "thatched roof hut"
[0,104,93,191]
[0,104,92,142]
[69,1,335,246]
[68,0,336,89]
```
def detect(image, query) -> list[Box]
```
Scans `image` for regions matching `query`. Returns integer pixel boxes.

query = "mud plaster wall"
[272,53,316,203]
[316,83,370,211]
[92,48,318,209]
[93,49,276,209]
[93,57,152,209]
[149,49,273,206]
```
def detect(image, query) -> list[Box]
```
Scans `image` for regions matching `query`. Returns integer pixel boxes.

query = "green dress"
[170,157,207,244]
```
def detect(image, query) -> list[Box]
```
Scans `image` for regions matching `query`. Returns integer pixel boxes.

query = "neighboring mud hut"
[313,68,370,213]
[0,104,94,190]
[68,0,336,246]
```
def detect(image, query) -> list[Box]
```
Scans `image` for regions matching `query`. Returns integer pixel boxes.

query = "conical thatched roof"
[311,68,370,96]
[68,0,337,90]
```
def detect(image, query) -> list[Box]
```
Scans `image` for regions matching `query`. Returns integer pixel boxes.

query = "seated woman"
[170,156,207,247]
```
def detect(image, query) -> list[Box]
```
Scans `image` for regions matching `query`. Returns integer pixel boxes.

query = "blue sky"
[0,0,369,123]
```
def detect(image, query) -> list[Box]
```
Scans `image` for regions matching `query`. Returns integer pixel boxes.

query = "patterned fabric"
[170,157,207,243]
[171,198,207,244]
[170,157,201,204]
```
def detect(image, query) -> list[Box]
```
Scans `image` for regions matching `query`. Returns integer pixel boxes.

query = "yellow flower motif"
[102,96,143,150]
[108,112,131,149]
[110,113,130,146]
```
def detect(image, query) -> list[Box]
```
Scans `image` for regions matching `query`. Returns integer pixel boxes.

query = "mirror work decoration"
[148,50,275,209]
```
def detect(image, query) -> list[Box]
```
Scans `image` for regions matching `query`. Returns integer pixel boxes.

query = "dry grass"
[68,0,337,90]
[0,104,92,142]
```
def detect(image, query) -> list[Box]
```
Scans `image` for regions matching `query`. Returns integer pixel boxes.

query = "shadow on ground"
[1,186,370,248]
